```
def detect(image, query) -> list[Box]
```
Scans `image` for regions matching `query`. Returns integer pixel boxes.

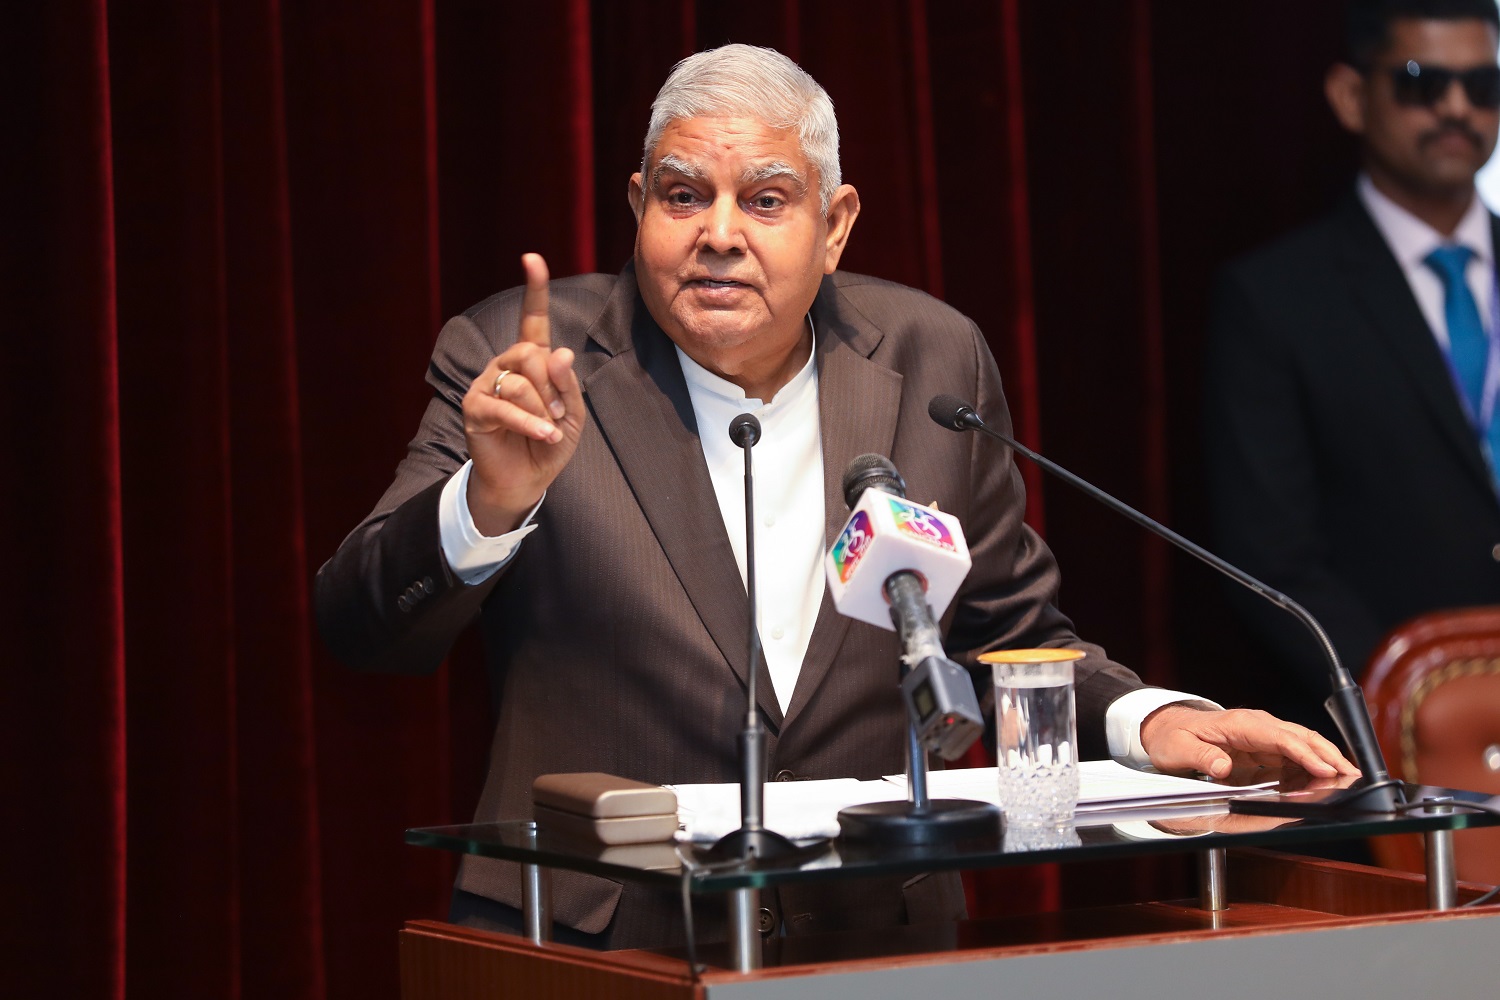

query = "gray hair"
[642,44,842,213]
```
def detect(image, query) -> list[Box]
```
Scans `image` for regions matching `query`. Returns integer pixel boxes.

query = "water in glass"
[993,656,1079,828]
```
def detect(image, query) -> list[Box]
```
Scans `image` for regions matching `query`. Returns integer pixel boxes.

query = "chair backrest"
[1364,606,1500,883]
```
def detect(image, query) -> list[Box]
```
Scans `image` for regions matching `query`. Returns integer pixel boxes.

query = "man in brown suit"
[316,44,1354,949]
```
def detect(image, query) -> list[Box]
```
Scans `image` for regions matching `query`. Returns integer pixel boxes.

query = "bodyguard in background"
[1206,0,1500,736]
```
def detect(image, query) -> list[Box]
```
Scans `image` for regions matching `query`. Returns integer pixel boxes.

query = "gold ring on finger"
[493,369,512,397]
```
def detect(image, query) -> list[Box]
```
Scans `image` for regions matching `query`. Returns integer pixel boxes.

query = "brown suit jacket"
[315,264,1145,947]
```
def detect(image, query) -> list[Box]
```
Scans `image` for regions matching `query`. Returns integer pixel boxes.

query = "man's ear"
[1326,62,1368,134]
[822,184,861,273]
[628,173,645,222]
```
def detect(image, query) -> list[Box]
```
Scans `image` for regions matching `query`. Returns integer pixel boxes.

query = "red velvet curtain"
[6,2,1354,997]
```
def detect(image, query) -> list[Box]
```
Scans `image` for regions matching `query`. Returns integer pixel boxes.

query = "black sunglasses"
[1386,59,1500,109]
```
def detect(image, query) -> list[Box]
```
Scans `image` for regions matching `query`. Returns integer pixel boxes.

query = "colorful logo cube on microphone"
[825,489,972,631]
[888,497,957,552]
[830,510,874,584]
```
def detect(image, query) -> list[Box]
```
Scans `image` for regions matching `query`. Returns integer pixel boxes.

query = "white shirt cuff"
[1105,687,1223,769]
[438,460,541,585]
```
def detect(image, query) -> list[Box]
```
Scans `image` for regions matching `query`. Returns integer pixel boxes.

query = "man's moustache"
[1418,120,1484,150]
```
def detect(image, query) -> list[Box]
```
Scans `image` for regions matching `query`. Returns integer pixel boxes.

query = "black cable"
[677,857,704,979]
[1390,797,1500,907]
[675,845,763,976]
[1464,884,1500,908]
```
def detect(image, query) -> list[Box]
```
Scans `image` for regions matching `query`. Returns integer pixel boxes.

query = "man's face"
[1332,18,1500,200]
[628,116,857,388]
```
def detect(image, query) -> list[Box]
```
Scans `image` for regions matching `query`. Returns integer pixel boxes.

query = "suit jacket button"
[1491,544,1500,562]
[773,769,796,781]
[757,907,777,934]
[422,576,436,594]
[397,595,412,612]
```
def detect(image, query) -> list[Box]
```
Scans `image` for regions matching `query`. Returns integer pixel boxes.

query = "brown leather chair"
[1364,606,1500,884]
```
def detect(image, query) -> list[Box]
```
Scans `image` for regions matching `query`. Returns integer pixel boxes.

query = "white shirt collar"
[1358,173,1492,268]
[674,317,817,410]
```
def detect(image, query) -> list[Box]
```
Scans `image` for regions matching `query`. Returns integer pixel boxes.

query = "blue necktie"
[1426,245,1488,415]
[1425,245,1500,490]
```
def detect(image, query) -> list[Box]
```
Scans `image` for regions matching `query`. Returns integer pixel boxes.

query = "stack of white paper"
[669,761,1275,842]
[669,777,905,842]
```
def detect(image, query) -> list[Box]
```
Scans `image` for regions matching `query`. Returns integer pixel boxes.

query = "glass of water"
[981,648,1083,828]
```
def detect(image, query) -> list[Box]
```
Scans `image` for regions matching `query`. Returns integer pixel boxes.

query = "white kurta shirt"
[675,341,824,712]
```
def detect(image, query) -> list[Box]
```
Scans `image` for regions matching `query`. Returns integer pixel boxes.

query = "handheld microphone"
[827,455,971,631]
[927,393,1400,813]
[826,455,983,760]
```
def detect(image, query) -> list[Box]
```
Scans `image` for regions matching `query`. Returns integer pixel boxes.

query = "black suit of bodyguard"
[1205,195,1500,722]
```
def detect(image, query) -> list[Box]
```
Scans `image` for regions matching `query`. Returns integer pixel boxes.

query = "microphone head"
[842,453,907,508]
[928,394,981,432]
[728,412,762,448]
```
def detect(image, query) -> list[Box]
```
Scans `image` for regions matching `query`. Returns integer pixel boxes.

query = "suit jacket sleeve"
[1203,266,1386,692]
[314,299,524,674]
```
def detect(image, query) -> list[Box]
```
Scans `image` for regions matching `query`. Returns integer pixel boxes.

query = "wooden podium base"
[400,850,1499,1000]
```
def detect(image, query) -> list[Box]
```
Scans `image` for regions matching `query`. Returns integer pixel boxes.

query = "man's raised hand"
[461,254,586,535]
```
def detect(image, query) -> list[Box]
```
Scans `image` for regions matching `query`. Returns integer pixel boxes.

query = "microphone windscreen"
[842,453,906,508]
[728,412,762,447]
[928,394,977,431]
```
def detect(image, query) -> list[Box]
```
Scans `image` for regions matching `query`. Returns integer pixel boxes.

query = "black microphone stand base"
[705,825,806,863]
[1229,778,1405,819]
[837,798,1001,847]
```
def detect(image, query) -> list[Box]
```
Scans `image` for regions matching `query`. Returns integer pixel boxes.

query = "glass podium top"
[406,774,1500,894]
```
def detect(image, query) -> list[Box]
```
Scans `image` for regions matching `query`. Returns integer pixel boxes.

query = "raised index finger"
[519,253,550,348]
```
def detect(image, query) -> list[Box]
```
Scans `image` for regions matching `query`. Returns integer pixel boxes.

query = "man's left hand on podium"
[1138,705,1359,780]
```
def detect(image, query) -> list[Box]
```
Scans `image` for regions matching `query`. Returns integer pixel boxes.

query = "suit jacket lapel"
[781,278,903,729]
[1339,195,1495,494]
[583,266,785,729]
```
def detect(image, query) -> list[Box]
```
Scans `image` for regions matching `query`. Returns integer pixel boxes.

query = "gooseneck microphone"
[710,412,801,861]
[928,393,1400,814]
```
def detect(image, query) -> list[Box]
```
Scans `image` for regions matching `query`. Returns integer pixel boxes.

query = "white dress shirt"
[1358,174,1496,351]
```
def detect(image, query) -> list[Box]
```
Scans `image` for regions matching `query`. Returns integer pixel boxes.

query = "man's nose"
[1433,76,1477,117]
[698,195,747,253]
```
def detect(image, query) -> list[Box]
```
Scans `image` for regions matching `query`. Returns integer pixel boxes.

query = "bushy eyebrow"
[649,154,808,198]
[741,161,807,196]
[651,153,708,192]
